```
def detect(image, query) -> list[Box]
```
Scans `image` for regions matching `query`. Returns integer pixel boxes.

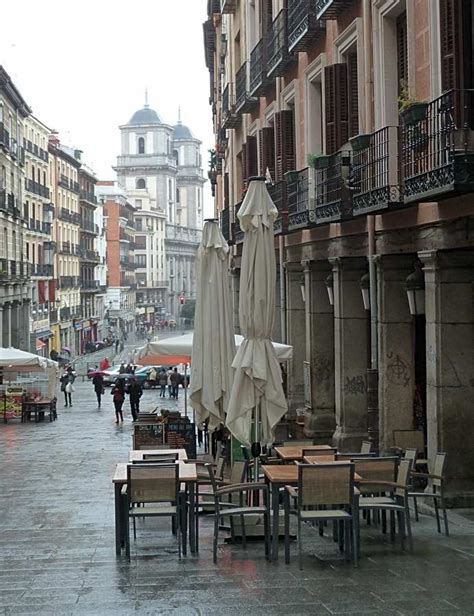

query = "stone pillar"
[377,255,416,452]
[273,268,282,342]
[420,250,474,505]
[3,302,11,347]
[0,304,3,346]
[11,300,21,349]
[285,262,305,413]
[302,260,336,442]
[332,257,369,451]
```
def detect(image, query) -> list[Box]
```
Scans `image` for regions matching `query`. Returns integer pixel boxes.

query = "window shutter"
[246,135,258,179]
[275,109,295,180]
[259,126,275,181]
[440,0,463,91]
[48,280,56,303]
[240,143,247,192]
[347,52,359,138]
[224,172,230,210]
[324,63,349,154]
[38,280,46,305]
[396,12,408,94]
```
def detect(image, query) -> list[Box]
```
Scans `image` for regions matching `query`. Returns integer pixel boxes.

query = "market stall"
[0,348,58,423]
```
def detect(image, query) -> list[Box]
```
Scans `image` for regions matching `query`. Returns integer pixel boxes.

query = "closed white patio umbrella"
[189,219,235,430]
[226,178,288,452]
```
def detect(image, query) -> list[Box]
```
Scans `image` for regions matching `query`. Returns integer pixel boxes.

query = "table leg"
[271,481,280,561]
[189,481,197,554]
[114,483,123,556]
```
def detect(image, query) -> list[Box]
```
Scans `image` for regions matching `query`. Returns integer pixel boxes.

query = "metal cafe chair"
[284,462,358,569]
[125,463,182,560]
[408,452,449,536]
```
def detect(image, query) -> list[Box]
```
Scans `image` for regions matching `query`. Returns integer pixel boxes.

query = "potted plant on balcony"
[349,133,372,151]
[284,169,299,182]
[307,153,330,170]
[399,84,428,126]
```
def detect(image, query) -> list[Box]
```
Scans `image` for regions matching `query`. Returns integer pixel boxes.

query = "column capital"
[284,261,303,273]
[418,250,438,272]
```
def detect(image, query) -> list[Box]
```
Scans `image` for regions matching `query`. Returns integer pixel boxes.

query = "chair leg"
[241,515,247,549]
[177,513,182,561]
[441,495,449,536]
[404,502,414,552]
[433,494,441,533]
[396,510,406,551]
[413,495,419,521]
[264,509,270,561]
[133,516,136,540]
[389,511,396,543]
[125,511,131,561]
[344,520,351,561]
[284,492,290,564]
[298,517,303,571]
[213,511,219,564]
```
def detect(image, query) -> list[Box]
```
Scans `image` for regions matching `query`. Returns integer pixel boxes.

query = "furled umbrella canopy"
[189,220,236,429]
[226,178,288,447]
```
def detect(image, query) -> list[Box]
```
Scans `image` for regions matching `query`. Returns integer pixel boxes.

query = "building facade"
[205,0,474,504]
[0,67,31,350]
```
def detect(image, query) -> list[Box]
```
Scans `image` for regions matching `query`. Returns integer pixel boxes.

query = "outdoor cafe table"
[129,448,188,462]
[262,463,361,560]
[112,460,198,556]
[274,444,332,463]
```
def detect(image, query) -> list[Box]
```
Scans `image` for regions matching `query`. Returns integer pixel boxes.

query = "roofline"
[0,66,32,117]
[48,144,82,168]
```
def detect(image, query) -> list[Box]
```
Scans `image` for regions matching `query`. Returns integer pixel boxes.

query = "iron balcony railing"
[80,218,97,233]
[25,179,50,199]
[249,40,268,98]
[287,0,325,53]
[220,206,232,244]
[314,152,352,224]
[232,201,244,244]
[267,9,294,78]
[80,279,99,290]
[79,248,100,262]
[401,89,474,203]
[24,139,49,162]
[315,0,352,20]
[352,126,401,216]
[58,174,70,189]
[31,264,54,277]
[236,62,253,114]
[0,190,21,218]
[222,83,239,129]
[0,123,10,150]
[287,169,311,231]
[268,180,288,235]
[58,276,80,289]
[59,208,80,225]
[0,259,29,279]
[28,218,51,234]
[79,190,97,204]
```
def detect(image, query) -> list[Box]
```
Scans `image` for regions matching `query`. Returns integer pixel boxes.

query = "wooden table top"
[113,461,197,484]
[129,448,187,462]
[262,463,361,484]
[274,444,332,461]
[303,455,336,464]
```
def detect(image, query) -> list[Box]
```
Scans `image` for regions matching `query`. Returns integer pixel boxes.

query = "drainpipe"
[279,234,287,343]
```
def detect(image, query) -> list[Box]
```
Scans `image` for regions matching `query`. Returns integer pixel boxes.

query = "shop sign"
[73,320,83,331]
[146,307,154,314]
[32,318,50,332]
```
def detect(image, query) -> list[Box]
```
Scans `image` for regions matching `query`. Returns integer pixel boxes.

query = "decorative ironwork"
[401,89,474,203]
[267,9,294,78]
[232,201,244,244]
[288,0,325,52]
[268,181,288,235]
[352,126,402,216]
[222,83,238,128]
[288,169,312,231]
[315,0,353,20]
[314,152,352,224]
[236,62,254,114]
[249,40,269,98]
[220,207,232,243]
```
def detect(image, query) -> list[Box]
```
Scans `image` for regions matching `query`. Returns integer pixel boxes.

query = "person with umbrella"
[128,376,143,421]
[111,379,125,424]
[92,372,105,408]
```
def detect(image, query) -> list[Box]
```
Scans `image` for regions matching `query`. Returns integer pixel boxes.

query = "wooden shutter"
[440,0,463,91]
[48,279,56,303]
[224,172,230,209]
[261,0,273,34]
[38,280,46,305]
[324,63,349,155]
[259,126,275,181]
[396,12,408,94]
[347,52,359,138]
[246,135,258,179]
[240,144,247,192]
[275,110,295,181]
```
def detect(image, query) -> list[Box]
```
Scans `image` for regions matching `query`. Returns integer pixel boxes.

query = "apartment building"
[205,0,474,504]
[0,67,31,349]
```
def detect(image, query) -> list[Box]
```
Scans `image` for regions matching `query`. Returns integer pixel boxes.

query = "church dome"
[173,121,193,139]
[128,105,161,125]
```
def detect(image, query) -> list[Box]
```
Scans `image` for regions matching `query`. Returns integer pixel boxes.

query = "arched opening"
[136,178,146,189]
[138,137,145,154]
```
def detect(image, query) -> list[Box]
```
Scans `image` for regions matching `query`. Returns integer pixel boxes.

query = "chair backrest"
[302,447,337,457]
[393,430,425,452]
[431,452,447,487]
[395,459,412,497]
[127,463,178,505]
[143,452,178,461]
[230,460,248,484]
[282,440,314,447]
[298,462,354,507]
[215,455,225,480]
[404,448,418,464]
[361,441,372,454]
[336,452,376,461]
[136,444,171,451]
[354,457,399,490]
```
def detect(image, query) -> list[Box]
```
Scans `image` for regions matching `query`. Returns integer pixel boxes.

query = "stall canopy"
[0,348,58,370]
[133,333,292,364]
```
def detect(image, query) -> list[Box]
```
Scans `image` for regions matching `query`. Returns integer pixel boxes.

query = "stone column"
[302,260,336,442]
[332,257,369,451]
[420,250,474,505]
[377,255,416,452]
[273,268,282,342]
[10,300,20,349]
[3,302,11,347]
[0,304,3,346]
[285,262,305,414]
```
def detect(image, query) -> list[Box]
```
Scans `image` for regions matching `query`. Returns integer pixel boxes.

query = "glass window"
[138,137,145,154]
[136,178,146,189]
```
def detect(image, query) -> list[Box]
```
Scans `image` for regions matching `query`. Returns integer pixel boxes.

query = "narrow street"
[1,378,474,614]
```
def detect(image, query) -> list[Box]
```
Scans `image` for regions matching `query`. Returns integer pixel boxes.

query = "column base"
[304,409,336,444]
[332,426,369,452]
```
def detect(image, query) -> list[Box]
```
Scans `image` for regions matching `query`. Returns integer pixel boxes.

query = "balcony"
[0,122,10,150]
[0,190,21,218]
[79,190,97,205]
[235,62,255,114]
[58,276,79,289]
[59,242,79,255]
[249,41,269,98]
[220,207,232,244]
[401,89,474,203]
[222,83,239,129]
[80,218,98,233]
[267,10,294,78]
[0,259,30,280]
[27,218,52,234]
[79,248,100,263]
[59,208,80,225]
[232,201,244,244]
[315,0,353,20]
[220,0,236,13]
[80,279,100,291]
[25,179,50,199]
[268,180,288,235]
[58,174,69,189]
[314,152,352,224]
[287,169,311,231]
[31,264,54,277]
[352,126,401,216]
[24,139,49,162]
[288,0,325,53]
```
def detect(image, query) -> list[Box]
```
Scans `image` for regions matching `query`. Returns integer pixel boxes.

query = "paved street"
[1,378,474,615]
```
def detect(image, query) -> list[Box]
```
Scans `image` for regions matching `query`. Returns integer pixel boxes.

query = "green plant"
[307,153,330,170]
[398,81,418,113]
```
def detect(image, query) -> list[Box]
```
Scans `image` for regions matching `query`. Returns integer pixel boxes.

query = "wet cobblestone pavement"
[1,379,474,615]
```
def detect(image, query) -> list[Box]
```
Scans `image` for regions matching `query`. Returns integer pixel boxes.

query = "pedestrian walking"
[128,377,143,421]
[166,367,173,398]
[111,380,125,424]
[60,366,76,407]
[99,356,110,371]
[119,362,126,374]
[170,367,179,400]
[115,338,119,354]
[148,367,157,388]
[158,368,167,397]
[92,373,105,408]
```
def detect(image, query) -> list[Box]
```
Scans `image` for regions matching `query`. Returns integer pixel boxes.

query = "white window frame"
[280,79,300,168]
[304,53,327,157]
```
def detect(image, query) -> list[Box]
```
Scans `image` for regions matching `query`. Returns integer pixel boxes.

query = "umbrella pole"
[254,400,260,484]
[184,363,188,419]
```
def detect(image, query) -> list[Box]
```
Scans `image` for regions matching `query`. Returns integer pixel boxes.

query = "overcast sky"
[1,0,214,216]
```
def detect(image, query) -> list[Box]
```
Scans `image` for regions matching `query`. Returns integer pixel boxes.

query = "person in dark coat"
[127,377,143,421]
[111,380,125,424]
[92,373,104,408]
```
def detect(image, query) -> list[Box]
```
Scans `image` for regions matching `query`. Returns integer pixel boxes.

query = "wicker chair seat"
[220,506,267,517]
[129,504,177,517]
[300,509,351,520]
